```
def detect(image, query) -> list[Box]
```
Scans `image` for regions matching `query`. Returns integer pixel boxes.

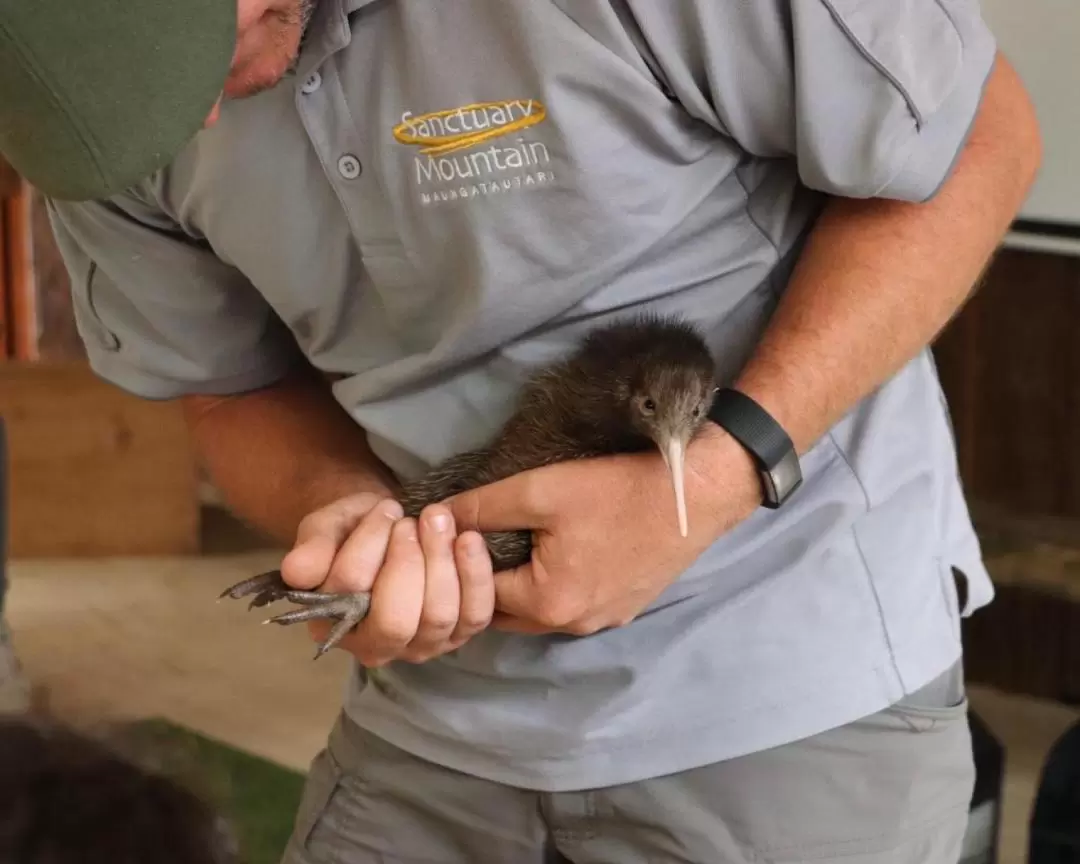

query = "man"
[0,1,1041,862]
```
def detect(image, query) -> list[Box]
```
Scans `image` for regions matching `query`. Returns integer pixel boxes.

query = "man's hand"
[279,492,495,666]
[445,426,761,636]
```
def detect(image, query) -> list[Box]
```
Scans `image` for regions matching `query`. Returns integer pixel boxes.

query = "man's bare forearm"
[732,53,1041,454]
[181,366,398,545]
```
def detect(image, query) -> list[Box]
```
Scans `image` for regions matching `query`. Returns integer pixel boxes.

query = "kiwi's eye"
[643,398,656,413]
[692,407,701,418]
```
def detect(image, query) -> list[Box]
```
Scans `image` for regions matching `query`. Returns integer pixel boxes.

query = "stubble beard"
[224,0,318,99]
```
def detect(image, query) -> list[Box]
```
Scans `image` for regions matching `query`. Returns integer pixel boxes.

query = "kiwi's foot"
[218,569,292,610]
[262,590,372,659]
[218,569,372,658]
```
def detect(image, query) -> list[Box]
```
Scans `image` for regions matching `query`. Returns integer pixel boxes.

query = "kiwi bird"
[219,314,719,656]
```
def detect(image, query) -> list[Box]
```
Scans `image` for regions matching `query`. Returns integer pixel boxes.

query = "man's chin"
[224,19,305,99]
[223,59,293,100]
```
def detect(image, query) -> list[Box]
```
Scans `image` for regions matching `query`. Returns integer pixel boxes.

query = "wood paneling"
[934,248,1080,529]
[0,363,199,557]
[0,163,83,362]
[935,246,1080,703]
[962,583,1080,706]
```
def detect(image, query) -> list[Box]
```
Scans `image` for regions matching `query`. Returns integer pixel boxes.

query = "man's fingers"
[403,505,462,659]
[323,499,405,594]
[444,469,552,535]
[296,492,390,545]
[491,560,546,620]
[492,554,595,631]
[350,517,425,666]
[449,531,495,645]
[281,493,394,590]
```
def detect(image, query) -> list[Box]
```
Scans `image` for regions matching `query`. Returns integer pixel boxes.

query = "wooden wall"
[933,246,1080,704]
[0,363,200,557]
[0,162,198,557]
[934,248,1080,532]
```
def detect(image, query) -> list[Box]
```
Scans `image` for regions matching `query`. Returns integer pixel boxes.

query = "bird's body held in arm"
[220,314,720,656]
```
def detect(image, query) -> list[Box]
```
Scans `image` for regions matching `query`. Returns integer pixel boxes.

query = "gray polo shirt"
[47,0,998,790]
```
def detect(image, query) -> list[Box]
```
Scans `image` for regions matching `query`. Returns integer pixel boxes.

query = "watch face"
[767,450,804,507]
[762,473,781,507]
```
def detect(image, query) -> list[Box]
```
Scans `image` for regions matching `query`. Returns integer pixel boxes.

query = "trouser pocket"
[584,662,976,864]
[884,660,968,732]
[281,745,344,863]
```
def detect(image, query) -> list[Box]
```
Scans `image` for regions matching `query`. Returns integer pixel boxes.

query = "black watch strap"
[706,388,802,509]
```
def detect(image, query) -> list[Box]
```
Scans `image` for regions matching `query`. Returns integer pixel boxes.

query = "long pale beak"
[659,435,689,537]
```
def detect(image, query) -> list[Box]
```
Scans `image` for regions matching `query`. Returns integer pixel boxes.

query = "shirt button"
[300,71,322,94]
[337,154,361,180]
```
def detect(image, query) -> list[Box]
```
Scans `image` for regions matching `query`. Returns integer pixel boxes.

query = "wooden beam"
[0,200,9,360]
[0,157,19,199]
[0,362,200,557]
[2,180,38,361]
[0,158,39,361]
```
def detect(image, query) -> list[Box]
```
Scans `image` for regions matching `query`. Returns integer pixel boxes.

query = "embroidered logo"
[393,99,556,206]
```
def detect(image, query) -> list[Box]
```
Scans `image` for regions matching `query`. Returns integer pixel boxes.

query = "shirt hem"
[84,353,296,401]
[342,637,964,792]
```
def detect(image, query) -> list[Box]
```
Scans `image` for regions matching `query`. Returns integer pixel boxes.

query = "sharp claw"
[261,592,372,658]
[221,573,372,660]
[264,606,336,626]
[247,587,288,610]
[263,594,368,626]
[316,617,360,659]
[218,569,287,602]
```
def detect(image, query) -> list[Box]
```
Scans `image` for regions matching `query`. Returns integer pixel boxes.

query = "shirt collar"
[297,0,379,77]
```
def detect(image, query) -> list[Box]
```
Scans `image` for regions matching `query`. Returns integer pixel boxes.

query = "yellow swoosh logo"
[392,100,547,157]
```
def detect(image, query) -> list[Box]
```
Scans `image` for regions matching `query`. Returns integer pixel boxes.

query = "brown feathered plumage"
[220,313,718,656]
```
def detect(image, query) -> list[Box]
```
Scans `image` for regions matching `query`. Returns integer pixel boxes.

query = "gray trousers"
[282,662,974,863]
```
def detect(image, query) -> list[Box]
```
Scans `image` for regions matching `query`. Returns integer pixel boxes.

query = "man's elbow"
[974,52,1043,199]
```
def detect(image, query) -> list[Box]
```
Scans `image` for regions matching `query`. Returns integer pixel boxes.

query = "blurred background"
[0,2,1078,863]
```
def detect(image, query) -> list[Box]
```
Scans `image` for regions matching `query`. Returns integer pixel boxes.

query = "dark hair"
[0,716,238,863]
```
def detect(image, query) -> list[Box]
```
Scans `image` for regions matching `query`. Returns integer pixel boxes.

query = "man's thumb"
[444,472,542,534]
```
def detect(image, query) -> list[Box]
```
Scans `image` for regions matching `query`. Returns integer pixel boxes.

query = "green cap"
[0,0,236,201]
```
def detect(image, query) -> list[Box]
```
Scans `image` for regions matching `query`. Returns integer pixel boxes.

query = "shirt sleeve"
[621,0,998,201]
[46,186,301,400]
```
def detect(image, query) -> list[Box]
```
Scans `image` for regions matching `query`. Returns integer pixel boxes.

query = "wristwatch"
[706,388,802,509]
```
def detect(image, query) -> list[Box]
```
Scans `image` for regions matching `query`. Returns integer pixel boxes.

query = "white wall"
[981,0,1080,235]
